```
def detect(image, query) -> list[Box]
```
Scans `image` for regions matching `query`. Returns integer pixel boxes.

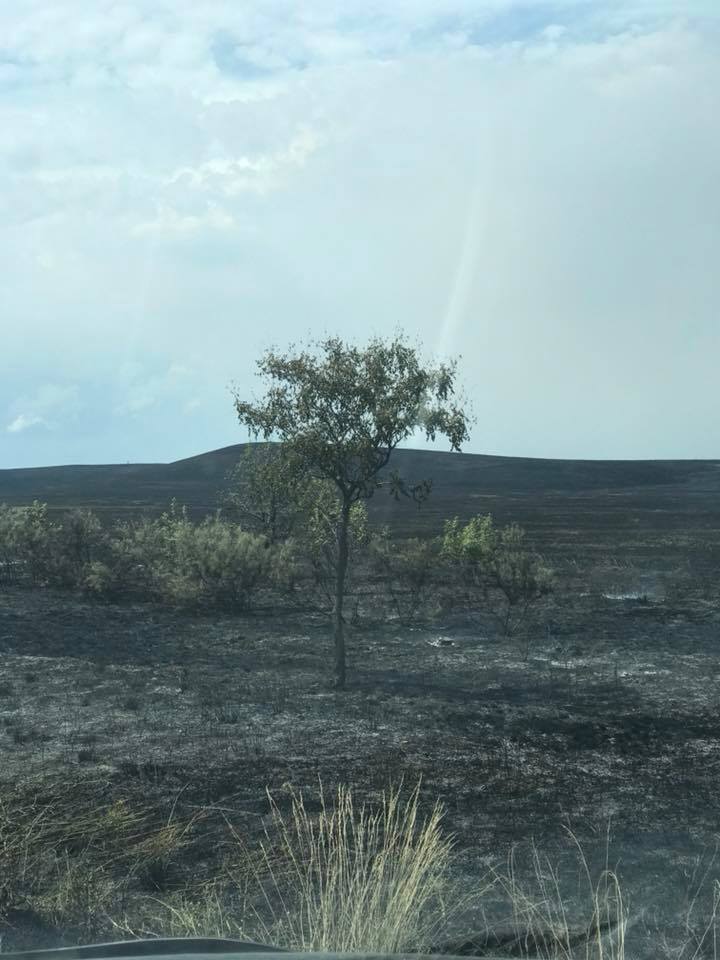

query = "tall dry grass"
[4,779,720,959]
[145,779,490,954]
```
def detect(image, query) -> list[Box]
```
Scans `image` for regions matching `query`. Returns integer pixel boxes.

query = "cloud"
[164,127,320,197]
[6,384,82,435]
[113,362,202,417]
[0,3,718,465]
[6,413,48,434]
[132,202,236,237]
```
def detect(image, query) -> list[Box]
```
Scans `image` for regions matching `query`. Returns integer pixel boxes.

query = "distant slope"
[1,443,719,557]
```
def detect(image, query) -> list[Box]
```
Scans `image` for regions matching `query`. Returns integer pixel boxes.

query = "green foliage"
[231,332,472,687]
[0,502,110,591]
[102,500,281,609]
[0,504,26,585]
[0,501,59,586]
[172,513,279,609]
[291,478,369,613]
[47,508,108,589]
[232,333,472,505]
[440,514,554,637]
[368,527,440,625]
[0,496,301,611]
[219,443,314,544]
[57,508,104,567]
[79,560,116,598]
[294,479,369,557]
[106,502,187,601]
[267,539,304,598]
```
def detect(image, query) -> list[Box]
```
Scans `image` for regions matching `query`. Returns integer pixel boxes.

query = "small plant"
[367,528,440,626]
[473,822,629,960]
[269,682,289,715]
[216,779,487,954]
[0,502,112,591]
[440,514,554,640]
[210,705,242,725]
[80,560,116,598]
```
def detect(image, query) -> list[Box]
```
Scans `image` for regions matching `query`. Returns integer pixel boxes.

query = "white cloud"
[6,413,48,434]
[6,384,82,435]
[1,3,718,464]
[132,202,236,237]
[164,127,321,197]
[113,362,202,417]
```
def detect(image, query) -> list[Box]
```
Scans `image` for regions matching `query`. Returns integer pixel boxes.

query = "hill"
[1,443,719,560]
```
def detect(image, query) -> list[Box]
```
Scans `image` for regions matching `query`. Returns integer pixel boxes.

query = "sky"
[1,1,719,469]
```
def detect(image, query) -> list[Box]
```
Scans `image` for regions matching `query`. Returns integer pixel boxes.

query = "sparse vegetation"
[368,527,441,625]
[440,513,555,642]
[2,344,720,958]
[231,332,472,689]
[4,768,720,960]
[0,499,302,613]
[218,443,314,545]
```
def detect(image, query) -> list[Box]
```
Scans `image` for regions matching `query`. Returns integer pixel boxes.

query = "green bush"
[104,501,188,600]
[104,521,167,600]
[367,528,440,625]
[93,502,284,610]
[79,560,117,598]
[0,503,111,591]
[44,509,109,590]
[0,495,350,614]
[172,514,277,610]
[0,501,59,587]
[267,538,304,600]
[219,444,315,545]
[0,505,25,586]
[440,514,554,637]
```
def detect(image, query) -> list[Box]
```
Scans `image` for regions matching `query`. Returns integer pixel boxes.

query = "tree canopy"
[231,332,472,688]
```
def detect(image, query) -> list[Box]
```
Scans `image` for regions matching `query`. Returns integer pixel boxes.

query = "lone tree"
[232,333,472,689]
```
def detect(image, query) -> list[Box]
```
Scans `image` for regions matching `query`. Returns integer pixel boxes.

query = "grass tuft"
[148,778,488,954]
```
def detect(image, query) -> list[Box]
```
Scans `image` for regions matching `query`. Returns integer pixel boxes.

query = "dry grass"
[225,779,483,953]
[483,822,628,960]
[134,779,484,954]
[2,780,720,959]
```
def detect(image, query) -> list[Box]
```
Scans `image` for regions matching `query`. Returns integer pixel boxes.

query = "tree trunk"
[333,498,352,690]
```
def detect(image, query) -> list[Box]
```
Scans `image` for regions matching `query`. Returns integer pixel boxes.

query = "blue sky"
[1,1,718,468]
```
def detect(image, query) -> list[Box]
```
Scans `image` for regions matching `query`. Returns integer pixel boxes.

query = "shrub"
[367,527,440,625]
[0,504,26,586]
[0,503,112,592]
[104,501,189,601]
[97,503,282,610]
[48,508,108,588]
[172,515,274,610]
[0,501,60,587]
[267,538,304,601]
[218,444,315,545]
[34,513,104,591]
[79,560,117,598]
[216,781,480,954]
[440,514,554,638]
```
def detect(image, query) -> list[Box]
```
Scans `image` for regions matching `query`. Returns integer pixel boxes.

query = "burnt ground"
[2,576,720,960]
